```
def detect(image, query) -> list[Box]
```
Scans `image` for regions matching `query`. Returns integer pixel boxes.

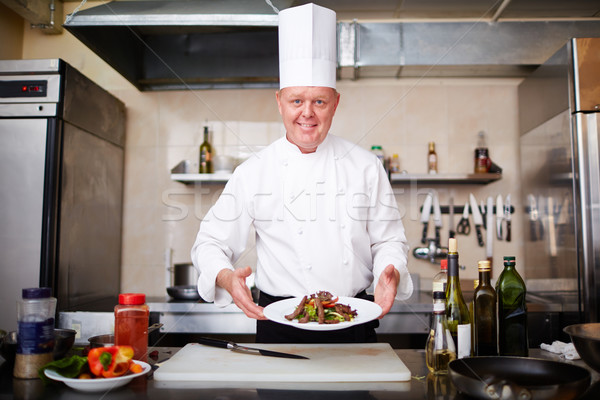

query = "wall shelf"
[172,172,501,185]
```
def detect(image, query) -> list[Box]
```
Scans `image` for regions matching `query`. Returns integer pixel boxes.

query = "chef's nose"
[301,103,315,117]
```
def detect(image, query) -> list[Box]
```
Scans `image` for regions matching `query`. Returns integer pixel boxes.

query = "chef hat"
[278,3,337,89]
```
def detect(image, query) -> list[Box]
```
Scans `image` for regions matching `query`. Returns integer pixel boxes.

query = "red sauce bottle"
[115,293,149,361]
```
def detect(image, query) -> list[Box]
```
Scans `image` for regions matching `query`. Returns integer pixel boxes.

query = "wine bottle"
[445,238,471,358]
[428,142,438,174]
[199,126,213,173]
[432,259,448,295]
[474,260,498,356]
[426,291,456,374]
[496,256,529,356]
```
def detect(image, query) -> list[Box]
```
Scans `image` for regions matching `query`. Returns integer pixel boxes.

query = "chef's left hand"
[374,264,399,319]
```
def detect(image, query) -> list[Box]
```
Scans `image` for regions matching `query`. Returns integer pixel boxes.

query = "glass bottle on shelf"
[199,125,213,173]
[432,259,448,295]
[445,238,471,358]
[426,291,456,374]
[389,153,400,173]
[474,260,498,356]
[496,256,528,356]
[428,142,438,174]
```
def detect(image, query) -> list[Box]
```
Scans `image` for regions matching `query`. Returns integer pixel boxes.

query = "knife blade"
[495,195,503,241]
[528,194,539,241]
[432,192,442,246]
[486,196,494,261]
[547,197,557,257]
[469,193,485,247]
[448,196,455,239]
[504,194,512,242]
[420,193,433,244]
[197,337,309,360]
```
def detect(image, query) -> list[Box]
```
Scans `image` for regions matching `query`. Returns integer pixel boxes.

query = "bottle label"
[457,323,471,358]
[17,317,55,354]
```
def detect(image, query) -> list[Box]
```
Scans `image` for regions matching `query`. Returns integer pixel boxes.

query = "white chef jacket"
[191,134,412,307]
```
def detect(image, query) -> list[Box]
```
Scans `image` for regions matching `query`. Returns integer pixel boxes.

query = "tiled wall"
[17,2,524,297]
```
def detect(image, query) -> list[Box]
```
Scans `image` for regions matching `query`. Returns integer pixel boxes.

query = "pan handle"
[485,380,532,400]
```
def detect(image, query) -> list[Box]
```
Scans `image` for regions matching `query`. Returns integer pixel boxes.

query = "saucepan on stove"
[88,323,163,348]
[166,263,202,301]
[448,356,591,399]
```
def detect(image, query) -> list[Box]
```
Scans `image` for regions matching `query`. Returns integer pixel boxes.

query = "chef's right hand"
[216,267,266,320]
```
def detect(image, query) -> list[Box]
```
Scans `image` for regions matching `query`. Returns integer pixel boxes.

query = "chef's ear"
[275,90,283,115]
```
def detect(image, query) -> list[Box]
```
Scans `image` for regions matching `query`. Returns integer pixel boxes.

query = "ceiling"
[60,0,600,20]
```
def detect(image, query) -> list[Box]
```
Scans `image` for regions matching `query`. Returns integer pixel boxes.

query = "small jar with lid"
[14,287,57,379]
[115,293,149,361]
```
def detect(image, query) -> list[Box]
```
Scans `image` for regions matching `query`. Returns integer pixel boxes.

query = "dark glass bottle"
[445,238,471,358]
[474,260,498,356]
[199,126,213,173]
[496,256,528,356]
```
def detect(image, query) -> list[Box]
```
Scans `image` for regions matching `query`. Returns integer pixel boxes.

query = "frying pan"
[449,356,590,399]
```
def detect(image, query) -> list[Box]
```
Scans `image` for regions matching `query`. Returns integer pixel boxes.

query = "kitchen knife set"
[420,192,513,250]
[527,193,571,256]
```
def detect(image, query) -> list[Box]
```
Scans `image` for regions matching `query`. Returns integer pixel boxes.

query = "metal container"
[172,263,198,286]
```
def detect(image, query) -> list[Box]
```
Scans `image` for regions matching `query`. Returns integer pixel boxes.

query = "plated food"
[44,360,150,392]
[264,293,383,331]
[284,291,357,324]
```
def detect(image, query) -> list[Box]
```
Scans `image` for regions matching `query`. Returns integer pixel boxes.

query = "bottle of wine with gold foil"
[426,291,456,374]
[496,256,528,356]
[199,125,213,173]
[474,260,498,356]
[445,238,471,358]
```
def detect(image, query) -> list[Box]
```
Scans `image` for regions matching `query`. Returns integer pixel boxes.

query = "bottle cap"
[448,238,457,253]
[440,259,447,270]
[478,260,491,271]
[22,287,52,299]
[504,256,516,261]
[119,293,146,305]
[371,145,382,150]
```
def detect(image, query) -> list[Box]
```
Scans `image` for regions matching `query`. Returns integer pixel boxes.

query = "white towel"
[540,340,581,360]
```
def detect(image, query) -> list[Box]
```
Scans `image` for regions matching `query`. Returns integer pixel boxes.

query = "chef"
[191,3,412,343]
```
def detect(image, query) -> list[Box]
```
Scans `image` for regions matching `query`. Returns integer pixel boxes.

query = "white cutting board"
[154,343,411,382]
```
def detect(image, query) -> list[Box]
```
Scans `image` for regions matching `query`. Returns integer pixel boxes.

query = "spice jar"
[474,148,491,173]
[14,287,56,379]
[115,293,149,361]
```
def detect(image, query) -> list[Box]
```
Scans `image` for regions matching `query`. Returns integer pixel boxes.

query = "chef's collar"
[282,134,332,156]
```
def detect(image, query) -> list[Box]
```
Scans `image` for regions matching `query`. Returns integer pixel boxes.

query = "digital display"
[0,80,48,98]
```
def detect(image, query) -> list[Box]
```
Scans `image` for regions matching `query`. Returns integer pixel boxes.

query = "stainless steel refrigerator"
[519,38,600,324]
[0,59,125,331]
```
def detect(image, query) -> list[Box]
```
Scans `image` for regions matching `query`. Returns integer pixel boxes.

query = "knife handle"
[506,221,511,242]
[198,337,230,349]
[530,221,537,241]
[476,226,484,247]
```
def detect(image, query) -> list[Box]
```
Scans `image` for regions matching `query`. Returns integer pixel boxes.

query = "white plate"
[263,296,382,331]
[44,360,150,392]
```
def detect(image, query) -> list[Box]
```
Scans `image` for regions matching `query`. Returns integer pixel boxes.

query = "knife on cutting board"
[469,193,485,247]
[197,337,309,360]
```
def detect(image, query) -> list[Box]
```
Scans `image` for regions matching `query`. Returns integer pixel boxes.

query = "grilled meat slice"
[315,297,325,324]
[285,295,308,321]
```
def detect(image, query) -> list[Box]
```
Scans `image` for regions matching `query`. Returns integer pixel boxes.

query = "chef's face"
[276,86,340,154]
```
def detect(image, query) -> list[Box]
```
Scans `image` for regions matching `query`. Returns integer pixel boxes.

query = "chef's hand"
[374,264,399,319]
[216,267,266,320]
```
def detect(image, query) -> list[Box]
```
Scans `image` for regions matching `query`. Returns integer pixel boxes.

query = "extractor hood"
[63,1,282,91]
[63,1,600,91]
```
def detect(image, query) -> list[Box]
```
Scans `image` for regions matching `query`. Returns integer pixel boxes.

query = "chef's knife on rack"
[432,192,443,247]
[528,194,542,241]
[420,193,433,244]
[556,195,570,245]
[504,194,512,242]
[547,197,557,257]
[197,337,309,360]
[469,193,485,247]
[486,196,494,263]
[496,195,504,240]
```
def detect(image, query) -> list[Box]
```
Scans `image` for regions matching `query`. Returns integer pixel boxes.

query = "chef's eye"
[293,99,301,105]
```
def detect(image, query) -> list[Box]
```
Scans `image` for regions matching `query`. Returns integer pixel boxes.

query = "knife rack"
[420,206,515,214]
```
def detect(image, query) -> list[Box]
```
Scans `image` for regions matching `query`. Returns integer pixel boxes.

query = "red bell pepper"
[87,346,134,378]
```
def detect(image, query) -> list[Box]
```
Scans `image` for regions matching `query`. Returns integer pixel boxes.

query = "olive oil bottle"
[496,256,528,356]
[199,125,213,173]
[426,291,456,374]
[445,238,471,358]
[473,260,498,356]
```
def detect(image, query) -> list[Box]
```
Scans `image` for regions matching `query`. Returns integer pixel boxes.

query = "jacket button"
[305,264,312,270]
